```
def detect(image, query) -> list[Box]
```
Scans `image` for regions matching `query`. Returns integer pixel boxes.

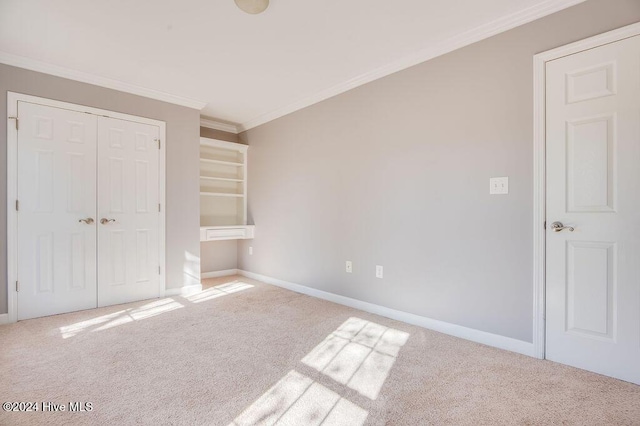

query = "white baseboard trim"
[201,269,239,279]
[238,270,535,357]
[0,313,9,325]
[165,283,203,297]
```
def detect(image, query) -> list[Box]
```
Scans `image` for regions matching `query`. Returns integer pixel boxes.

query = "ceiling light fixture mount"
[234,0,269,15]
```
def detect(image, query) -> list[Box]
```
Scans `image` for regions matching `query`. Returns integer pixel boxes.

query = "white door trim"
[532,22,640,359]
[6,92,167,323]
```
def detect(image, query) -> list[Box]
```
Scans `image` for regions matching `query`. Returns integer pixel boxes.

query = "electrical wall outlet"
[346,261,353,273]
[489,177,509,195]
[376,265,383,279]
[249,246,253,255]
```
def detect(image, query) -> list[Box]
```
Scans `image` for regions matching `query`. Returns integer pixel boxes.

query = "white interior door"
[546,35,640,384]
[97,116,161,306]
[17,101,98,320]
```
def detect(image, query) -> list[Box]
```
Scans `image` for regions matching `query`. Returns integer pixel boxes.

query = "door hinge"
[544,221,547,230]
[158,266,161,275]
[155,138,161,149]
[158,203,161,212]
[8,116,18,131]
[15,281,19,292]
[15,200,19,211]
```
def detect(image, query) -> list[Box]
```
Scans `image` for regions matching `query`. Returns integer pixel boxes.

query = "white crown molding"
[238,0,586,131]
[0,51,207,110]
[238,270,535,357]
[200,117,240,134]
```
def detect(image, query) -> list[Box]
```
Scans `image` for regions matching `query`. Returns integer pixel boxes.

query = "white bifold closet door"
[17,101,161,320]
[17,102,98,320]
[96,116,160,307]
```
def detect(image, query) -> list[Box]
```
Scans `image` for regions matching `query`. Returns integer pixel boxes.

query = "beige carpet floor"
[1,275,639,426]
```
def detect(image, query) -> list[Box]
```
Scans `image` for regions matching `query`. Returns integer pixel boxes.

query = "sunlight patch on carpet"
[186,281,254,304]
[230,370,368,426]
[302,317,410,400]
[59,298,184,338]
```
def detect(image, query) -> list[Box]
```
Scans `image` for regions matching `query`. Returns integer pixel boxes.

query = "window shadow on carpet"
[230,317,410,425]
[58,280,254,338]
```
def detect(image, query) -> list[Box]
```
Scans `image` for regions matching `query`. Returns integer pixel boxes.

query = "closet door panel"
[16,101,98,320]
[97,117,160,306]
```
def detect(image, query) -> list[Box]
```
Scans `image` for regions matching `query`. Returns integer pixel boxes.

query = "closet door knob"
[550,221,575,232]
[100,218,116,225]
[79,218,94,224]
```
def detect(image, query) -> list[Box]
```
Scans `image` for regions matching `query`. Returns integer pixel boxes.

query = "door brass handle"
[79,218,94,225]
[100,218,116,225]
[551,221,575,232]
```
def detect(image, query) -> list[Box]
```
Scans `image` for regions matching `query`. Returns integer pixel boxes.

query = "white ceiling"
[0,0,583,131]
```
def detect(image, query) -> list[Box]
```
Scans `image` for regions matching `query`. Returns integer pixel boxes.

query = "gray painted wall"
[200,127,240,144]
[201,240,238,273]
[0,63,201,314]
[238,0,640,343]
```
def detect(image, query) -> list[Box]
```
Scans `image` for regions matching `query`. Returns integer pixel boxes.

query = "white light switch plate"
[346,261,353,273]
[376,265,383,279]
[490,177,509,195]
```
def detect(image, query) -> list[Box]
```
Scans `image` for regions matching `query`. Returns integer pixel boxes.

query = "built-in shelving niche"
[199,137,254,241]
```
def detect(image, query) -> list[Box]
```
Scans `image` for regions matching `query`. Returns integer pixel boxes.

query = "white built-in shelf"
[200,176,244,183]
[200,158,244,167]
[199,137,253,241]
[200,191,244,198]
[200,225,255,241]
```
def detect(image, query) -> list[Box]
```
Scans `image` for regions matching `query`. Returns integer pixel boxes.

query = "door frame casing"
[6,92,167,323]
[532,22,640,359]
